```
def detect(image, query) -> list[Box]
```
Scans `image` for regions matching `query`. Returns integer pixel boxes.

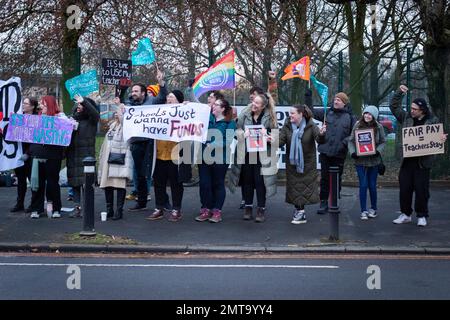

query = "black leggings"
[241,163,266,208]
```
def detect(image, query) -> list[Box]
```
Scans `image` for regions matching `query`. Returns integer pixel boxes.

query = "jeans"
[355,165,378,212]
[199,163,229,210]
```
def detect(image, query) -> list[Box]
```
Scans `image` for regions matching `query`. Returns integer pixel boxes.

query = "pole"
[406,47,411,112]
[328,166,340,241]
[80,156,96,236]
[338,51,343,92]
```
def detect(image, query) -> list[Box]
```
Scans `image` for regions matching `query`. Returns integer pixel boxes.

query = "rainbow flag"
[192,50,235,99]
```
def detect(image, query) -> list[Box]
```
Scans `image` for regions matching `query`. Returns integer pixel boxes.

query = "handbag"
[108,152,126,165]
[378,157,386,176]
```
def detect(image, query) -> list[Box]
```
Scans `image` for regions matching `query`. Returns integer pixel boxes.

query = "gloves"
[351,153,358,159]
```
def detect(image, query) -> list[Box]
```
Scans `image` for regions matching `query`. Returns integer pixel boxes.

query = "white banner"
[0,77,24,171]
[123,103,210,143]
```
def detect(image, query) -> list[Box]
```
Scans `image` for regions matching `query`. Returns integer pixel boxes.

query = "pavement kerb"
[1,242,450,255]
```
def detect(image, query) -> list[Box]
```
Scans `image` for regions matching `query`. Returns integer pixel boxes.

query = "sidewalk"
[1,185,450,254]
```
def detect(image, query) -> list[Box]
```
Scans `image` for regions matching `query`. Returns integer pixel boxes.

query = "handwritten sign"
[355,128,376,156]
[65,69,99,99]
[0,77,24,171]
[101,58,132,86]
[245,125,267,152]
[123,103,210,143]
[402,123,445,157]
[6,114,73,146]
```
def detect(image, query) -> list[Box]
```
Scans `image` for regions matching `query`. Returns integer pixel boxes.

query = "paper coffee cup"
[101,211,107,222]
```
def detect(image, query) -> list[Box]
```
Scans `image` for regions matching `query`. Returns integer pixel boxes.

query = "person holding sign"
[10,97,39,213]
[146,90,191,222]
[391,85,448,227]
[279,104,322,224]
[124,69,167,212]
[28,96,67,219]
[98,104,133,221]
[348,106,386,220]
[195,98,236,223]
[228,93,278,222]
[66,94,100,218]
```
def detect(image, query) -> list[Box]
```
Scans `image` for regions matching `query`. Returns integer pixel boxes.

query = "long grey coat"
[226,107,279,197]
[279,117,320,207]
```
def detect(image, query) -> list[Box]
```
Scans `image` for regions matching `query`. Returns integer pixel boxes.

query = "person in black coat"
[10,97,39,213]
[66,94,100,217]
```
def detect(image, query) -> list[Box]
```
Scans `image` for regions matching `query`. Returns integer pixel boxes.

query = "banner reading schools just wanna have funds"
[122,103,210,143]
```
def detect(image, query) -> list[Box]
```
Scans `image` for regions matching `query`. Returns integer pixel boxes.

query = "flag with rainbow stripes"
[192,50,235,99]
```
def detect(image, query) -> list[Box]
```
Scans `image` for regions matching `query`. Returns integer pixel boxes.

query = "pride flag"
[281,56,310,81]
[192,50,235,99]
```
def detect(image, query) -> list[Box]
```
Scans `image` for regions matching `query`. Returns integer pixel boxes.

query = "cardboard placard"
[246,125,267,152]
[355,128,376,156]
[101,58,132,86]
[402,123,445,157]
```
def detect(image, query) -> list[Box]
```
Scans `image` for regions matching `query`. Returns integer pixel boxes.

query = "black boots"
[105,188,115,218]
[317,200,328,214]
[113,189,126,221]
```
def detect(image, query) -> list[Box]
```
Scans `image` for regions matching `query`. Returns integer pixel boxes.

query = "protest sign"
[245,125,267,152]
[0,77,24,171]
[65,69,99,99]
[355,128,376,156]
[101,58,132,86]
[6,114,73,147]
[402,123,445,157]
[123,103,210,143]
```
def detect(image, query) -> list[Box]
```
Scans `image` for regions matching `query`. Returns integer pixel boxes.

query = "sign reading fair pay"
[402,123,445,158]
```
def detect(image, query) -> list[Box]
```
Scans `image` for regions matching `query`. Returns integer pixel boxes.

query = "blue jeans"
[199,163,228,210]
[355,165,378,212]
[132,165,152,194]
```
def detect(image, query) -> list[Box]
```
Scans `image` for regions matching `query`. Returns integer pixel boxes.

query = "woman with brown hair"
[279,104,324,224]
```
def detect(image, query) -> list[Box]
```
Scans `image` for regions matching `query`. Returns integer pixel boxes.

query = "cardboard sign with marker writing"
[402,123,445,157]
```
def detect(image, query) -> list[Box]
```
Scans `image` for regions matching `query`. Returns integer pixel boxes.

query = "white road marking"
[0,263,339,269]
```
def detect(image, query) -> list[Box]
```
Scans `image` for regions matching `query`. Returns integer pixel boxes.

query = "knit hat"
[171,90,184,103]
[363,105,379,120]
[412,98,428,113]
[146,84,160,97]
[335,92,349,105]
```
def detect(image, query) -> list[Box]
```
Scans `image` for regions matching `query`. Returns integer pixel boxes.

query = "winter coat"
[66,99,100,187]
[390,90,440,169]
[226,107,279,197]
[348,120,386,167]
[313,104,356,159]
[98,118,133,189]
[279,117,320,207]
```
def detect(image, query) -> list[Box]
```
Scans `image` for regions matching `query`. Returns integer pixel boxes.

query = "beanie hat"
[146,84,160,97]
[171,90,184,103]
[363,105,379,120]
[335,92,349,105]
[412,98,428,113]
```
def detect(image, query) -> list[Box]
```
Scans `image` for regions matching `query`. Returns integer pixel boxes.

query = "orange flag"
[281,56,310,81]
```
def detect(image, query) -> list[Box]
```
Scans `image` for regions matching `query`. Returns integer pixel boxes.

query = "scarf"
[289,118,306,173]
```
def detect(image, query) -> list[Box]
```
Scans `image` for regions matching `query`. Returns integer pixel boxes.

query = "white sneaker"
[291,210,307,225]
[30,212,40,219]
[368,209,377,218]
[417,217,427,227]
[360,211,369,220]
[393,213,412,224]
[52,212,61,219]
